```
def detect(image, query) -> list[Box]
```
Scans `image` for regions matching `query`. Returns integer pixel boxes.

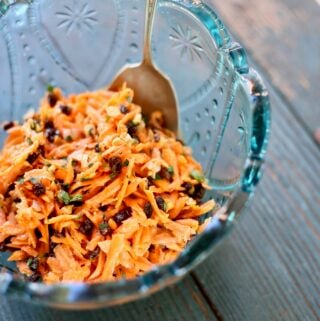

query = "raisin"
[0,238,9,252]
[113,207,132,225]
[3,121,15,131]
[192,184,206,201]
[27,272,42,282]
[120,105,128,114]
[60,105,72,115]
[87,248,100,260]
[5,183,15,197]
[26,152,39,164]
[126,122,139,141]
[32,182,46,197]
[182,182,193,196]
[35,228,42,239]
[153,132,160,142]
[44,120,54,129]
[144,202,153,218]
[45,128,60,143]
[159,166,173,182]
[98,204,108,212]
[94,144,101,153]
[48,93,58,107]
[155,196,167,211]
[147,176,154,188]
[79,218,94,236]
[38,145,45,157]
[72,200,84,207]
[109,156,122,177]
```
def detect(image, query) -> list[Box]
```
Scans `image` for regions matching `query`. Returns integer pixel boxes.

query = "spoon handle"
[143,0,158,64]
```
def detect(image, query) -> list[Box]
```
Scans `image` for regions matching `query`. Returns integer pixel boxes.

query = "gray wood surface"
[193,75,320,320]
[208,0,320,139]
[0,276,217,321]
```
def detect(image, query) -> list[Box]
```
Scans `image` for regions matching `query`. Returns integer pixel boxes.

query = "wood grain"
[0,276,218,321]
[208,0,320,138]
[193,75,320,320]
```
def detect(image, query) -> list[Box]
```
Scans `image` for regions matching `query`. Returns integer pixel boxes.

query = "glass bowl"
[0,0,270,309]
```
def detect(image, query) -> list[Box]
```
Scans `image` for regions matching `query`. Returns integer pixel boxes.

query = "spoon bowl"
[109,0,179,133]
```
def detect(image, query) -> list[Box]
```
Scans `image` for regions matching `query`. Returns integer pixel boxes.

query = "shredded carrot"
[0,85,215,283]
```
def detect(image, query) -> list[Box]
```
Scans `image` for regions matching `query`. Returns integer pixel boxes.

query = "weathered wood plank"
[0,276,218,321]
[193,75,320,320]
[208,0,320,138]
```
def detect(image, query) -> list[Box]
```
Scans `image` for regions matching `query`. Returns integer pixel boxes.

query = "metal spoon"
[109,0,179,133]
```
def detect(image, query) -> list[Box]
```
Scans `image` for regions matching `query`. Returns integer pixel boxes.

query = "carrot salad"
[0,85,215,283]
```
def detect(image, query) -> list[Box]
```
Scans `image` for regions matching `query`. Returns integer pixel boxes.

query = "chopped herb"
[57,190,71,205]
[26,137,33,145]
[27,257,39,271]
[123,159,129,167]
[3,121,15,131]
[88,163,94,168]
[190,169,205,183]
[17,177,25,184]
[99,222,111,236]
[30,121,37,131]
[71,160,78,167]
[155,173,162,180]
[81,177,91,182]
[168,166,174,175]
[32,182,46,197]
[106,116,111,122]
[47,84,54,93]
[65,135,73,142]
[70,194,83,203]
[88,127,94,137]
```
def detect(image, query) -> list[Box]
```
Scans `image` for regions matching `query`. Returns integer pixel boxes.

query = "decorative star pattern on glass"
[56,2,98,33]
[169,24,204,61]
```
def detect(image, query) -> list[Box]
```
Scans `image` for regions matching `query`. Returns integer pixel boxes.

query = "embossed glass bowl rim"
[0,0,271,308]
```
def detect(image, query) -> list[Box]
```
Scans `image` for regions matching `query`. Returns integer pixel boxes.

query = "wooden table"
[1,0,319,320]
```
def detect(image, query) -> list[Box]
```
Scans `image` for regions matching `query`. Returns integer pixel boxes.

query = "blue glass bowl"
[0,0,270,309]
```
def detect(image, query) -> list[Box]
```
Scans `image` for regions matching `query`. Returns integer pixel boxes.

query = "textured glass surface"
[0,0,271,309]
